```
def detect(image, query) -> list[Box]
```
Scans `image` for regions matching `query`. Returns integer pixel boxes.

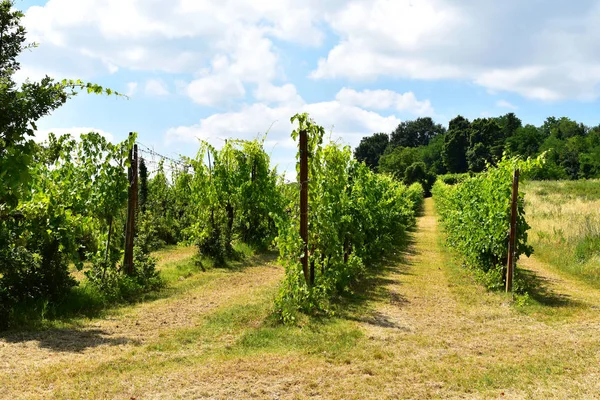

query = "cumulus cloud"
[23,0,600,102]
[336,88,434,115]
[313,0,600,101]
[254,83,304,107]
[22,0,326,77]
[186,73,245,106]
[144,79,169,96]
[166,98,401,150]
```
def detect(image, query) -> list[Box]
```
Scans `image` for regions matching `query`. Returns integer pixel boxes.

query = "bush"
[274,113,421,323]
[0,203,78,329]
[433,156,542,290]
[85,245,163,302]
[406,182,425,213]
[437,172,472,185]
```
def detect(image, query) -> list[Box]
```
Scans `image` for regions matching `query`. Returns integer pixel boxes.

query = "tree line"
[354,114,600,193]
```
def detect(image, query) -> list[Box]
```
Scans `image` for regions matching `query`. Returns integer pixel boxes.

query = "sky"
[13,0,600,179]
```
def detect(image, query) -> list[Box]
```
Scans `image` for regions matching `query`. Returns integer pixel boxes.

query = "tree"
[404,162,436,196]
[542,116,585,140]
[378,146,421,180]
[467,118,501,171]
[0,0,117,210]
[418,133,447,175]
[443,116,470,173]
[506,125,544,158]
[390,117,445,148]
[354,133,389,170]
[0,0,125,327]
[495,113,522,139]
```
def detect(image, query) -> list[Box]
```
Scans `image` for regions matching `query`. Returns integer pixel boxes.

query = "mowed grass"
[6,244,257,331]
[523,180,600,286]
[4,199,600,398]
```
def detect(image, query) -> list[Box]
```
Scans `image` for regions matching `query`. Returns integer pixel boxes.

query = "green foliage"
[433,155,543,290]
[85,245,163,302]
[378,146,420,179]
[353,132,389,171]
[403,162,436,196]
[390,117,446,148]
[437,172,472,185]
[275,113,420,323]
[0,133,135,328]
[443,116,470,173]
[0,0,135,328]
[0,1,123,210]
[188,138,285,265]
[406,183,425,212]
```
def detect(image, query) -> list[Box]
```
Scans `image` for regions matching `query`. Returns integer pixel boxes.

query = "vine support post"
[124,134,138,276]
[506,169,520,293]
[299,128,310,285]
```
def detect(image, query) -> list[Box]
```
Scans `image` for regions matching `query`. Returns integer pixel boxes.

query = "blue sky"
[14,0,600,178]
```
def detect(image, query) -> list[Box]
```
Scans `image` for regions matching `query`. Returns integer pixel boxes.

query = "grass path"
[3,199,600,398]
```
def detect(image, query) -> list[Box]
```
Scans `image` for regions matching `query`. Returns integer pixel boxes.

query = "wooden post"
[506,169,519,292]
[299,129,310,285]
[124,135,138,276]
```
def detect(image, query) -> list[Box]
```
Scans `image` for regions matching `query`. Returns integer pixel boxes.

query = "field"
[523,180,600,286]
[3,198,600,399]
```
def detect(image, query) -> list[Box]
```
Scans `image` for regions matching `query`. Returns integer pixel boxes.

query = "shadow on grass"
[0,328,139,353]
[214,249,279,272]
[518,267,583,308]
[334,234,417,330]
[2,249,279,334]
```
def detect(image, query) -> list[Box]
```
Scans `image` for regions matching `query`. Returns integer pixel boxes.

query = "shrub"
[274,113,421,323]
[433,155,543,290]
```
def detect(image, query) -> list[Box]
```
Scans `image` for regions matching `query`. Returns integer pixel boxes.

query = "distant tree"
[579,148,600,179]
[448,115,471,131]
[542,117,585,140]
[378,146,420,180]
[467,118,501,171]
[404,162,436,196]
[390,117,445,148]
[506,125,544,158]
[493,113,522,158]
[443,116,470,173]
[354,133,389,170]
[495,113,522,139]
[562,136,587,179]
[418,133,447,175]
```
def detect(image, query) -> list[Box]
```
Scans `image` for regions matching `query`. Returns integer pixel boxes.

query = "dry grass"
[524,180,600,284]
[3,199,600,398]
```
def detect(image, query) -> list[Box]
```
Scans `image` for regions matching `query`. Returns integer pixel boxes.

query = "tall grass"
[524,180,600,285]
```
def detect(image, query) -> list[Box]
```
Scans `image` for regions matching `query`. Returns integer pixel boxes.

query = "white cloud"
[496,100,518,110]
[33,127,114,143]
[254,83,304,107]
[166,99,400,151]
[144,79,169,96]
[125,82,138,97]
[22,0,327,79]
[336,88,434,115]
[186,73,245,106]
[20,0,600,105]
[312,0,600,101]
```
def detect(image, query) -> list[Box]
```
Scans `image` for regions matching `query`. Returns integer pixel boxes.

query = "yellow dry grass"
[3,199,600,399]
[524,180,600,284]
